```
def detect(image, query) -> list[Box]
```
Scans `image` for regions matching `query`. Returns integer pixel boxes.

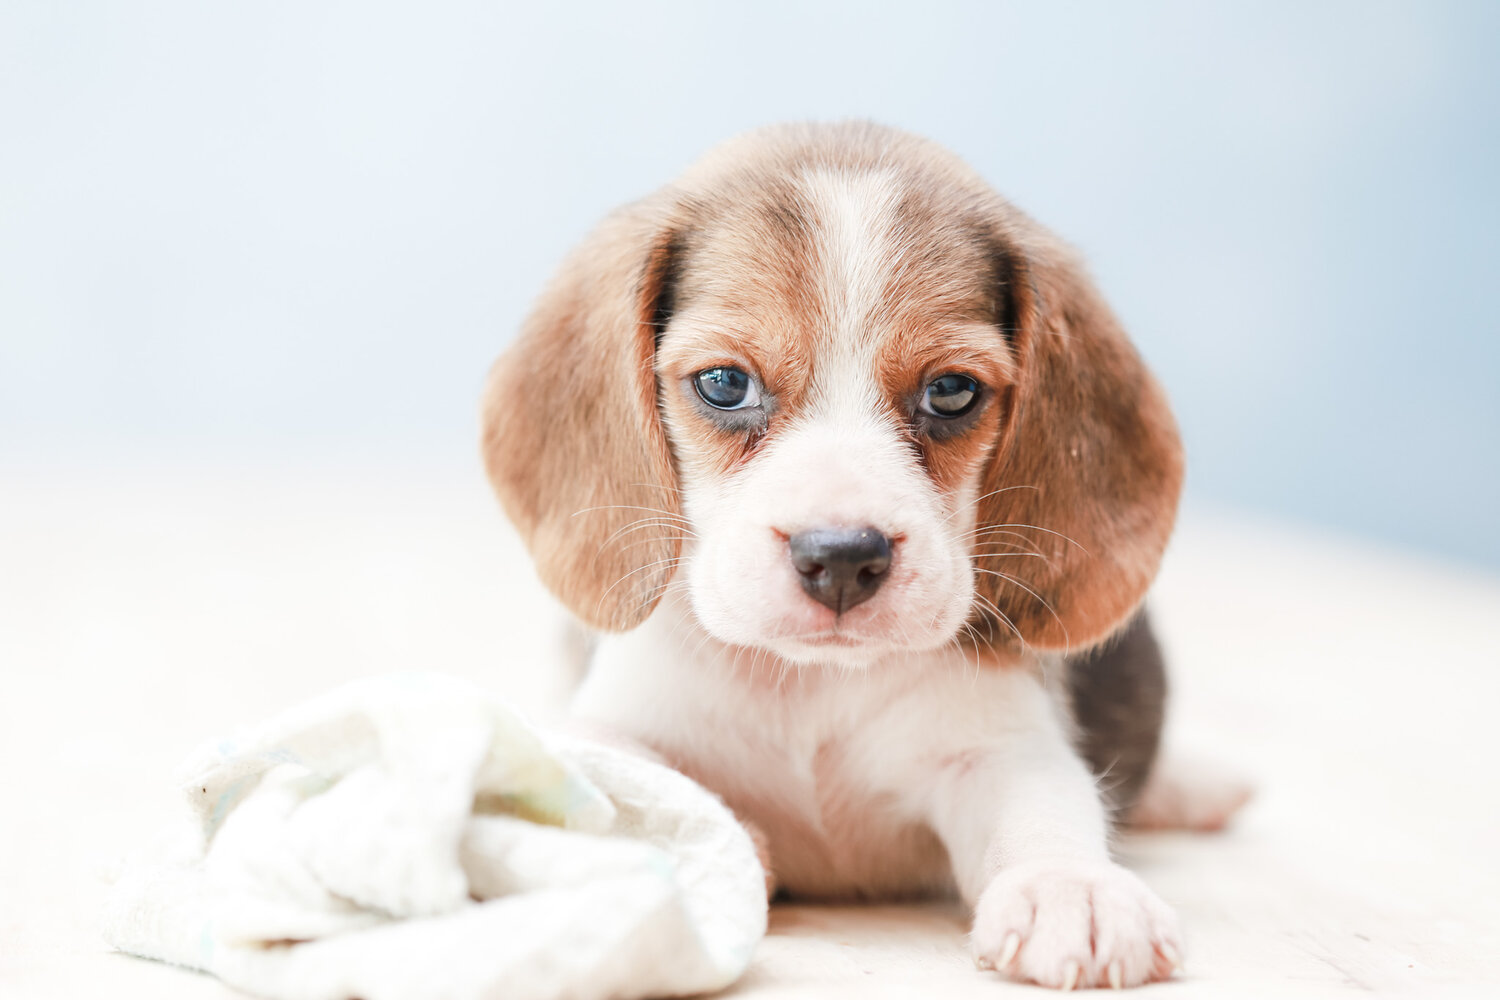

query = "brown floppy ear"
[974,237,1184,653]
[481,198,685,631]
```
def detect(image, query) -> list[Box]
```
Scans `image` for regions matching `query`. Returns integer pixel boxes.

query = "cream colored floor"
[1,466,1497,999]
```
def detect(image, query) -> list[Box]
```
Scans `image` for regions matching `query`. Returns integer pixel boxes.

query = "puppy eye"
[694,366,761,410]
[920,373,980,418]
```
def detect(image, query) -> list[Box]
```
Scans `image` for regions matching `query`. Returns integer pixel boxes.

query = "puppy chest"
[672,728,953,900]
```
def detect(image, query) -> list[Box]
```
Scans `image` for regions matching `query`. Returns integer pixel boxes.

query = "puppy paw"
[970,860,1181,989]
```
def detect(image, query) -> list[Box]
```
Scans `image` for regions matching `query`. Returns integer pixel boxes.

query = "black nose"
[788,527,893,614]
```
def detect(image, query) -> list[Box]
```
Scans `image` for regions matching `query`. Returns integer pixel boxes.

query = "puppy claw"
[1108,960,1124,990]
[1062,960,1081,991]
[997,931,1021,970]
[975,955,994,971]
[1160,942,1183,972]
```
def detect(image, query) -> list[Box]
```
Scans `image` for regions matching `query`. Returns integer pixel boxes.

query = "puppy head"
[484,122,1182,664]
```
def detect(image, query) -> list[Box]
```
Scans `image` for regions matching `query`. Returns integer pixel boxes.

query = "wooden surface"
[1,466,1496,999]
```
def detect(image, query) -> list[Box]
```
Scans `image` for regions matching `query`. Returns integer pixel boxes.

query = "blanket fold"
[102,673,767,1000]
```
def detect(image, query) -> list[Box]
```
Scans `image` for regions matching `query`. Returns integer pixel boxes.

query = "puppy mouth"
[763,587,909,652]
[792,632,866,648]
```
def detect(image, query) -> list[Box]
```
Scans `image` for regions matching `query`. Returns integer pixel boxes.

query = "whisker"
[595,554,683,615]
[599,517,698,551]
[970,567,1070,650]
[613,532,695,557]
[958,525,1046,547]
[969,590,1025,648]
[981,522,1087,553]
[571,503,691,523]
[956,529,1050,561]
[970,548,1049,562]
[943,484,1041,524]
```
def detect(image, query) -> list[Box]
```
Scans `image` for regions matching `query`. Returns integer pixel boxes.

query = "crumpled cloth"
[101,673,767,1000]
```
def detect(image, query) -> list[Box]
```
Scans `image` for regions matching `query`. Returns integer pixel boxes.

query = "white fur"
[681,414,975,666]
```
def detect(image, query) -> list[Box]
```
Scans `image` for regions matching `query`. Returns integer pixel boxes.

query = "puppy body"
[574,589,1101,903]
[486,122,1192,989]
[574,595,1176,988]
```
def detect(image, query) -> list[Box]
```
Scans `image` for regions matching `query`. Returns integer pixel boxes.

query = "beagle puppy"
[483,122,1225,990]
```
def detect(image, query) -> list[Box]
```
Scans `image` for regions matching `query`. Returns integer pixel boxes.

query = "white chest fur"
[570,594,1082,899]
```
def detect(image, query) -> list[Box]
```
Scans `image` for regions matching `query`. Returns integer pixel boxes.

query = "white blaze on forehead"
[798,167,904,418]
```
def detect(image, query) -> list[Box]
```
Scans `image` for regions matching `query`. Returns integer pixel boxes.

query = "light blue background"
[3,2,1497,567]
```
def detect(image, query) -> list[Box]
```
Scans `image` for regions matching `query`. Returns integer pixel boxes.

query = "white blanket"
[101,673,768,1000]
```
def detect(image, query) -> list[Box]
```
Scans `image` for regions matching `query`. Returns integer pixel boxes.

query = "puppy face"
[484,123,1182,663]
[656,169,1017,665]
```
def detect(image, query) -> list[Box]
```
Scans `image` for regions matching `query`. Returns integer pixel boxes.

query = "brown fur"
[971,238,1183,652]
[481,200,684,631]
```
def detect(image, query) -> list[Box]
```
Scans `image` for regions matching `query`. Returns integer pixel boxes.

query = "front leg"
[927,681,1182,990]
